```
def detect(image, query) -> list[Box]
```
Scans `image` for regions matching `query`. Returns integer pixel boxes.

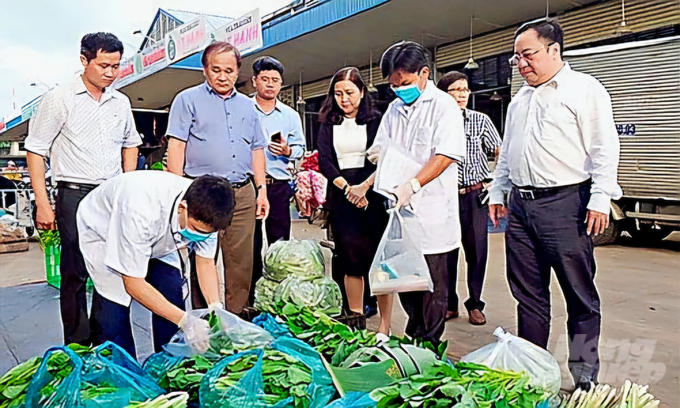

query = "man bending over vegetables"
[76,171,235,358]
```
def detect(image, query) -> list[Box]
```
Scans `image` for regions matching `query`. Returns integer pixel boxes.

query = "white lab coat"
[77,171,218,306]
[370,81,466,254]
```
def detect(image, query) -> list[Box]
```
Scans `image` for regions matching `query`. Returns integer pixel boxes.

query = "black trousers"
[399,250,457,344]
[250,180,293,305]
[506,182,601,383]
[90,259,185,358]
[55,185,92,345]
[448,190,489,313]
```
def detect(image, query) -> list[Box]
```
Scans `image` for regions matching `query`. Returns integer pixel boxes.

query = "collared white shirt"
[76,171,218,306]
[489,63,622,214]
[25,76,142,184]
[370,81,466,254]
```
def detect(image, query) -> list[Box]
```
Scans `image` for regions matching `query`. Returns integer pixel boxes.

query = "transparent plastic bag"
[461,327,562,397]
[198,336,335,408]
[25,342,164,408]
[368,210,432,295]
[264,239,326,282]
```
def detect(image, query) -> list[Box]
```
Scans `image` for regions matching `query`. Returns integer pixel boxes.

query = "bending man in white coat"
[77,171,234,358]
[369,41,466,344]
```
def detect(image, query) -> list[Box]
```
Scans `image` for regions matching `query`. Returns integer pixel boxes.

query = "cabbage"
[263,239,325,282]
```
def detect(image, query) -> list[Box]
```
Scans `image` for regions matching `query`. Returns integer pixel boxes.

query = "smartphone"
[477,189,490,207]
[270,132,282,143]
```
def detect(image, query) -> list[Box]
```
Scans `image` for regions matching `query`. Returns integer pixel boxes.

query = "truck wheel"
[630,226,673,244]
[593,217,620,246]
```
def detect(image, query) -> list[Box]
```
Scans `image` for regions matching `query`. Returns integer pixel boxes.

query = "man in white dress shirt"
[370,41,466,344]
[25,32,141,346]
[488,19,622,389]
[77,172,234,357]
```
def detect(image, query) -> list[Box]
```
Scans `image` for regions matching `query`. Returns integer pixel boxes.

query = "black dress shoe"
[364,304,378,319]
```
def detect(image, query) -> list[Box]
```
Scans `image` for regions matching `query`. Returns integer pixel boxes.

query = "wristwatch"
[409,178,421,193]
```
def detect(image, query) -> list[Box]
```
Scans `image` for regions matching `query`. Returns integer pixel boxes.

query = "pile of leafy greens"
[255,275,342,317]
[263,239,325,282]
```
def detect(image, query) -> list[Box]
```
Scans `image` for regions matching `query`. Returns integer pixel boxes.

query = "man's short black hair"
[253,56,284,77]
[80,32,124,62]
[436,71,468,93]
[515,18,564,57]
[380,41,431,79]
[184,175,235,231]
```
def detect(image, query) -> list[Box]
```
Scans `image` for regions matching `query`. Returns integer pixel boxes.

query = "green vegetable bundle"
[212,349,313,407]
[256,275,342,317]
[37,230,60,251]
[558,380,659,408]
[370,361,552,408]
[0,356,42,408]
[279,305,377,366]
[254,277,279,313]
[264,239,325,282]
[126,391,189,408]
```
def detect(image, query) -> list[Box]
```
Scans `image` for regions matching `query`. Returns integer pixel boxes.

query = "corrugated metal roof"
[165,9,233,31]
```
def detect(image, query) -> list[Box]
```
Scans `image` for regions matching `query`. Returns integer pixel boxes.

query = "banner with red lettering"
[214,8,263,54]
[165,16,208,64]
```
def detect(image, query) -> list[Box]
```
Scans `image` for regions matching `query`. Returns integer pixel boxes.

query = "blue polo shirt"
[167,82,267,183]
[252,97,306,180]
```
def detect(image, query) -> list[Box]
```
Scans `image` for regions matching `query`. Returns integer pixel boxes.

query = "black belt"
[56,181,98,192]
[512,180,590,200]
[231,179,252,189]
[266,176,288,185]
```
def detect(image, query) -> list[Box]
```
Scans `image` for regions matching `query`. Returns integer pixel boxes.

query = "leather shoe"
[469,309,487,325]
[445,310,459,321]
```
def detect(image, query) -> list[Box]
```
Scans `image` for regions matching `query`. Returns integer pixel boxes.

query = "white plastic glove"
[178,312,211,354]
[394,182,415,209]
[208,302,224,312]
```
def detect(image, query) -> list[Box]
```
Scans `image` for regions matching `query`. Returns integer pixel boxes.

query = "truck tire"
[593,217,620,246]
[630,226,673,244]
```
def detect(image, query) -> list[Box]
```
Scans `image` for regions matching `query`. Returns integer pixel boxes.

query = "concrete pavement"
[0,226,678,406]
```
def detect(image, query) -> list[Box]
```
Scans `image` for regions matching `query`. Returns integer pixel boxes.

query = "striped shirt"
[458,109,502,188]
[25,76,141,184]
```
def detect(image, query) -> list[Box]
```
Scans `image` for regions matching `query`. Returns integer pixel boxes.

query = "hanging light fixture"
[490,91,502,101]
[464,16,479,71]
[615,0,632,35]
[367,51,378,92]
[296,71,306,107]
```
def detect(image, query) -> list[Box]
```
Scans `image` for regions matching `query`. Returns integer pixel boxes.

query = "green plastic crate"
[44,243,93,290]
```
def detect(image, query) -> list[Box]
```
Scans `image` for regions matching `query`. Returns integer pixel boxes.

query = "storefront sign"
[21,97,42,121]
[141,42,166,70]
[118,58,136,80]
[214,8,262,53]
[165,16,208,64]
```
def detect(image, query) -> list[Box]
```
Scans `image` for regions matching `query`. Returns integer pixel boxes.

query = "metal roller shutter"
[436,0,680,68]
[302,77,332,99]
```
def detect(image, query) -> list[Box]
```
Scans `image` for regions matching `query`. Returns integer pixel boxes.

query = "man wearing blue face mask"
[368,41,466,344]
[76,171,235,358]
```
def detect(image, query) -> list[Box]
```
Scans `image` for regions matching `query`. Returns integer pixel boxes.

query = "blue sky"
[0,0,291,121]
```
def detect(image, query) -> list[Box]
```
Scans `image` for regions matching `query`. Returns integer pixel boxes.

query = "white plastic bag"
[369,210,432,295]
[461,327,562,396]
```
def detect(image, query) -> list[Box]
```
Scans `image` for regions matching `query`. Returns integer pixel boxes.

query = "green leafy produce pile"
[263,239,325,282]
[370,361,552,408]
[212,350,313,407]
[0,356,42,408]
[37,230,60,251]
[126,392,189,408]
[255,275,342,317]
[558,380,660,408]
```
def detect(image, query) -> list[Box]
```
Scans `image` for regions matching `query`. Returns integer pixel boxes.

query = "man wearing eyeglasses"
[249,56,305,304]
[436,72,501,327]
[489,19,622,390]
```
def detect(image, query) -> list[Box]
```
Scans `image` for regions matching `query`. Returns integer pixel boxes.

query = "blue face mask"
[179,227,211,243]
[392,83,422,105]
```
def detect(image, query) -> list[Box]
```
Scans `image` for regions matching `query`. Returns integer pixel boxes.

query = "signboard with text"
[214,8,262,54]
[165,16,208,64]
[141,42,166,71]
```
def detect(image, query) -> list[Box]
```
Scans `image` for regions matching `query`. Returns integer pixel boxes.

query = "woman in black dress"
[317,67,392,336]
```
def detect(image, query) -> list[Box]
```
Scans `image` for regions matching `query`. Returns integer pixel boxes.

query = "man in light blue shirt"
[250,57,305,301]
[166,42,269,316]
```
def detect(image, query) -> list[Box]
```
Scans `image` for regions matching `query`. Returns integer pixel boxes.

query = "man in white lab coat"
[369,41,466,343]
[77,171,235,358]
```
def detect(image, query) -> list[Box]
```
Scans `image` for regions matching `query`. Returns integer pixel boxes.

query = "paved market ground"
[1,223,678,406]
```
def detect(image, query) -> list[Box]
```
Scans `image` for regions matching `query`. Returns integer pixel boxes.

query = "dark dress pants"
[399,250,457,344]
[90,259,185,358]
[251,180,293,305]
[448,190,489,313]
[55,185,93,345]
[506,182,601,383]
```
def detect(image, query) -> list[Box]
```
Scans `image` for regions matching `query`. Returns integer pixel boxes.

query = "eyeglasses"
[509,42,556,66]
[258,76,282,85]
[447,88,471,95]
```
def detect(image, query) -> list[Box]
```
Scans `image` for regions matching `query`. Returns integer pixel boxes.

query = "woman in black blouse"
[317,67,391,337]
